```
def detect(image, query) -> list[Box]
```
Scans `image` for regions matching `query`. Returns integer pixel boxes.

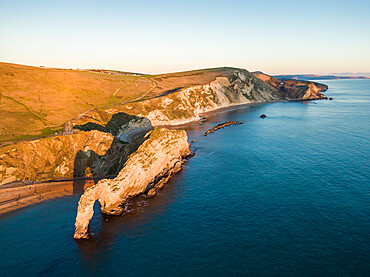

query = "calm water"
[0,80,369,276]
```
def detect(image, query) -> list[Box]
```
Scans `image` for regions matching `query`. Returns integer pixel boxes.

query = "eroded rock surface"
[74,112,152,142]
[252,72,328,100]
[74,127,190,239]
[0,130,115,186]
[72,68,328,130]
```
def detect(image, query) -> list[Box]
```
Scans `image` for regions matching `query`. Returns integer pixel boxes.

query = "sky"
[0,0,369,75]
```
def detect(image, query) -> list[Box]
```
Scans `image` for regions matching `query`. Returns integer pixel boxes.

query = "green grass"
[1,126,65,142]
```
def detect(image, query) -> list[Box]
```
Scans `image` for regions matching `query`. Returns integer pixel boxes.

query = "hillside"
[0,63,229,143]
[0,64,328,188]
[1,63,328,146]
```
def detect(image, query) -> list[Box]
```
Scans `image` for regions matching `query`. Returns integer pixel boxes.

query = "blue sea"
[0,79,369,276]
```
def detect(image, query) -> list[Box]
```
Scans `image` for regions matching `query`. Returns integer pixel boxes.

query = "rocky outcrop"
[0,131,115,186]
[74,113,152,142]
[74,128,190,239]
[0,130,151,187]
[252,72,328,100]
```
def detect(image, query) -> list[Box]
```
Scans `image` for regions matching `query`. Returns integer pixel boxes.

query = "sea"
[0,79,369,276]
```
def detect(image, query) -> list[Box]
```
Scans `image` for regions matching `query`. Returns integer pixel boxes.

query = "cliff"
[1,63,328,144]
[72,68,327,129]
[74,112,152,142]
[0,67,328,188]
[0,130,114,185]
[252,72,328,100]
[74,127,190,239]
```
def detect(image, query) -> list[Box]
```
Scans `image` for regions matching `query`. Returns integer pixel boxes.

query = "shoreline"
[0,98,322,215]
[0,181,74,216]
[0,179,96,216]
[159,99,288,130]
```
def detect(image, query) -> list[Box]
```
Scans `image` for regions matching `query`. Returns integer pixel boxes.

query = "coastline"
[160,100,288,130]
[0,179,95,216]
[0,98,323,215]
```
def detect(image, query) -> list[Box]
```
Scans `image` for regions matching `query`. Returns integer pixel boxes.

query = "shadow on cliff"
[72,113,153,194]
[74,112,152,137]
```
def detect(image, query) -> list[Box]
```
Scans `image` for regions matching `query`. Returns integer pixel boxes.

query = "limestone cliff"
[72,68,327,129]
[0,130,116,185]
[252,72,328,100]
[74,128,190,239]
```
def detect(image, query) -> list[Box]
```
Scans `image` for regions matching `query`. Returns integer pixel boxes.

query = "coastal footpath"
[74,128,190,239]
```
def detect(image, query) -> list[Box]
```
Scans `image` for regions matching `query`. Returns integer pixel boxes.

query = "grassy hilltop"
[0,63,230,143]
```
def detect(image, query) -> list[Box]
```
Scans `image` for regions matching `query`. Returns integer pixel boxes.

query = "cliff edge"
[0,130,115,185]
[252,72,328,100]
[72,68,327,128]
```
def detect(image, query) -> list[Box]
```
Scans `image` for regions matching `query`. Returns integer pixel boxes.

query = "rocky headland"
[74,127,190,239]
[252,72,328,100]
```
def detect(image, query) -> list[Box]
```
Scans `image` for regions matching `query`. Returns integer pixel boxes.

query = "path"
[71,77,157,124]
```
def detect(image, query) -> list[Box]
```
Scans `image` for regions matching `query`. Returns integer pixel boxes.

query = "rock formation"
[0,114,153,187]
[0,131,115,185]
[204,121,242,136]
[74,128,190,239]
[72,68,327,129]
[0,66,329,215]
[252,72,328,100]
[74,112,152,142]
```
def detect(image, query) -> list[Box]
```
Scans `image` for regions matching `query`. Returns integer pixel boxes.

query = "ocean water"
[0,79,369,276]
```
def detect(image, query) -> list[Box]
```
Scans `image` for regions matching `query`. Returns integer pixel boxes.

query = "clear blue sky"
[0,0,369,74]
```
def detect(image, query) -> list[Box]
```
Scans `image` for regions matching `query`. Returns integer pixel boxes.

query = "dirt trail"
[71,77,157,124]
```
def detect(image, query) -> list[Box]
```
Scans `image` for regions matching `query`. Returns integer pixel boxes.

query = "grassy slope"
[0,63,233,143]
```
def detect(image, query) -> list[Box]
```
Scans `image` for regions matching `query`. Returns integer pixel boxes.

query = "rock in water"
[74,128,190,239]
[204,121,241,136]
[260,114,267,118]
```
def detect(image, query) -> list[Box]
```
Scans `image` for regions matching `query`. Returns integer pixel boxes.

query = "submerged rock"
[74,128,190,239]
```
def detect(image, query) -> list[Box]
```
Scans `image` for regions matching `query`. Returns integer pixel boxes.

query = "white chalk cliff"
[74,128,190,239]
